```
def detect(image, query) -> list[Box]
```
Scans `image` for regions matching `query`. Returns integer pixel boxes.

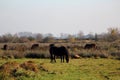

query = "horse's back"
[50,46,68,56]
[59,46,68,53]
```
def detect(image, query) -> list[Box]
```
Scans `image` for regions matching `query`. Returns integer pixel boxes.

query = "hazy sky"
[0,0,120,36]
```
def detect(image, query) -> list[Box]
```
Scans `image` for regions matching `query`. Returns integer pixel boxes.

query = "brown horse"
[31,44,39,50]
[84,43,96,49]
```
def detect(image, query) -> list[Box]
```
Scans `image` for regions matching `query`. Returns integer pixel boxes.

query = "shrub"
[99,53,109,58]
[110,52,120,57]
[77,50,109,58]
[25,52,49,58]
[0,51,25,59]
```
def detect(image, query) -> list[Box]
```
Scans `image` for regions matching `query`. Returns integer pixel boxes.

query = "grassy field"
[0,58,120,80]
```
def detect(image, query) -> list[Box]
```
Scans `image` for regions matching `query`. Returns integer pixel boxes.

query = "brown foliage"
[20,61,39,72]
[0,61,20,79]
[0,61,39,76]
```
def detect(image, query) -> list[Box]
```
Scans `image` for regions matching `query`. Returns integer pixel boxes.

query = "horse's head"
[65,49,69,63]
[66,58,69,63]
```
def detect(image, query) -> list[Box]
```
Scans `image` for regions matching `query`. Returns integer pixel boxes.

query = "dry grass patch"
[20,60,39,72]
[0,60,39,80]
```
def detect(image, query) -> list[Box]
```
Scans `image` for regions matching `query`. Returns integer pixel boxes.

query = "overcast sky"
[0,0,120,36]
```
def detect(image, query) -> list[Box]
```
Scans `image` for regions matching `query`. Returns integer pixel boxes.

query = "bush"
[25,52,49,58]
[110,52,120,57]
[0,51,25,59]
[77,50,109,58]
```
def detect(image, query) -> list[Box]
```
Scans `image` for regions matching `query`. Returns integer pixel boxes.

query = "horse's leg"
[63,56,64,63]
[60,56,62,63]
[53,55,56,62]
[60,56,64,63]
[50,54,53,63]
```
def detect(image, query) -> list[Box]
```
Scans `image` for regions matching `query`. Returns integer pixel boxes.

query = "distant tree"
[2,33,13,42]
[27,36,35,41]
[35,33,43,42]
[0,33,20,43]
[0,36,4,42]
[43,33,54,42]
[77,31,84,40]
[94,33,98,41]
[107,27,120,41]
[10,34,20,43]
[19,36,30,43]
[67,34,76,42]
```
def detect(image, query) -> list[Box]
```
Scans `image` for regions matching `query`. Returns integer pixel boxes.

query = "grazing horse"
[1,44,8,50]
[49,44,69,63]
[84,43,96,49]
[31,44,39,50]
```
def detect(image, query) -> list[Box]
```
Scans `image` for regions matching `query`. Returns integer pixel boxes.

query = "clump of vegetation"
[0,61,20,80]
[20,61,39,72]
[0,61,39,80]
[25,52,49,58]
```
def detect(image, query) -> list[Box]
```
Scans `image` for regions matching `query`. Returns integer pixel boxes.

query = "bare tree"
[2,33,13,42]
[35,33,43,42]
[107,27,120,41]
[19,36,30,43]
[94,33,98,41]
[77,31,84,40]
[67,34,76,42]
[43,33,54,42]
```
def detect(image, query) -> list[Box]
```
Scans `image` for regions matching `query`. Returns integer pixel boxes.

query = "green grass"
[0,58,120,80]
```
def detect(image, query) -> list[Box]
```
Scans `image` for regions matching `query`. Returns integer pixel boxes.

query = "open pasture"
[0,41,120,80]
[0,58,120,80]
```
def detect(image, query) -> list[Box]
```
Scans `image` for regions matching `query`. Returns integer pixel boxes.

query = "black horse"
[1,44,8,50]
[49,44,69,63]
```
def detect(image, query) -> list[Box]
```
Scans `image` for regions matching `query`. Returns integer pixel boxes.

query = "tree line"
[0,27,120,43]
